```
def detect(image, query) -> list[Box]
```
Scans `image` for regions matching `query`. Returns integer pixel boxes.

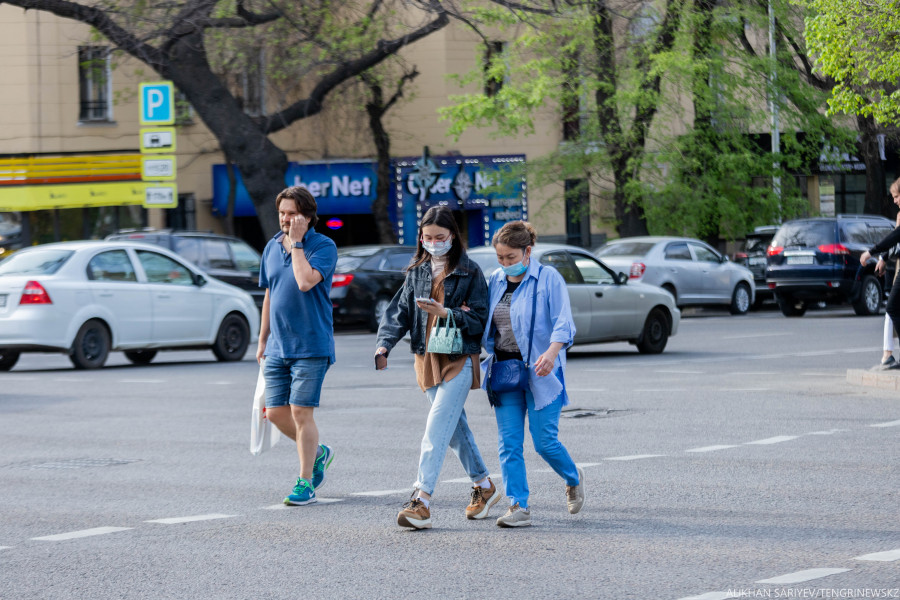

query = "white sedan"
[0,241,260,370]
[468,244,680,353]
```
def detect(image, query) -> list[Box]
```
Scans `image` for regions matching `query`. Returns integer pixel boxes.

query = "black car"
[106,229,264,309]
[766,215,895,317]
[734,225,779,307]
[331,245,416,331]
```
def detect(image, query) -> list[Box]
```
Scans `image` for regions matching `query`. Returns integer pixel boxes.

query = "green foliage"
[800,0,900,125]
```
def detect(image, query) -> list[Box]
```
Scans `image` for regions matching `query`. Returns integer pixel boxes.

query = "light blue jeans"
[494,372,579,509]
[415,358,490,496]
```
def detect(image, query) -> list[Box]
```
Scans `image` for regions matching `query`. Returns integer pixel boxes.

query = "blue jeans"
[494,374,579,509]
[415,358,490,496]
[263,357,330,408]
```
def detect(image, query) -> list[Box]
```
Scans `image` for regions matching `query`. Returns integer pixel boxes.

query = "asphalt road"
[1,305,898,600]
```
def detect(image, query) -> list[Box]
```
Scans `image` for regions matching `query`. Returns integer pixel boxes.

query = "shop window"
[484,41,506,98]
[78,47,112,122]
[166,193,197,231]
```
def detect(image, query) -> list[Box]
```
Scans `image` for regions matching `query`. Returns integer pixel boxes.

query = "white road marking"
[795,350,840,357]
[800,372,845,377]
[727,372,776,376]
[756,568,850,584]
[722,332,791,340]
[145,513,236,525]
[350,489,409,497]
[51,378,89,383]
[807,429,849,436]
[870,420,900,428]
[208,381,233,385]
[443,474,502,484]
[675,592,734,600]
[32,527,132,541]
[635,388,688,393]
[722,388,771,392]
[604,454,665,461]
[262,499,344,509]
[566,388,608,392]
[745,435,799,445]
[654,370,704,374]
[854,548,900,562]
[3,376,37,382]
[119,379,164,384]
[0,546,11,550]
[575,462,602,468]
[686,445,739,453]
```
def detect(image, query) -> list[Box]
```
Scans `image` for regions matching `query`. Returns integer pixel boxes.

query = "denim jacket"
[481,261,576,410]
[376,253,489,359]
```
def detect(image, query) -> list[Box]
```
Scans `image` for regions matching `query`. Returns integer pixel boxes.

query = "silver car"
[468,243,680,354]
[594,236,755,315]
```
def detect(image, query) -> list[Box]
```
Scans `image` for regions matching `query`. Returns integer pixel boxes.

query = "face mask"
[422,238,452,257]
[502,261,528,277]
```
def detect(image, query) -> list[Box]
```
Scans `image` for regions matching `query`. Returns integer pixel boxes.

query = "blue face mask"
[502,261,528,277]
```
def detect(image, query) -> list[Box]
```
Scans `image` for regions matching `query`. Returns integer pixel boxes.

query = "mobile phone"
[415,297,435,304]
[375,353,388,370]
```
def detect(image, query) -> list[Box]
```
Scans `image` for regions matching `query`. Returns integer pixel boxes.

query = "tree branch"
[263,11,449,134]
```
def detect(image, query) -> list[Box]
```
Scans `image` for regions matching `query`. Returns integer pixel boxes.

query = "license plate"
[786,256,815,265]
[0,294,5,307]
[749,257,766,265]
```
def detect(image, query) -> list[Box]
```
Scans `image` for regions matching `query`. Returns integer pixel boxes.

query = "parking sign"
[140,82,175,126]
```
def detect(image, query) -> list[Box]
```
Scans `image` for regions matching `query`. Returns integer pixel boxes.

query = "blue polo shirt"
[259,230,337,363]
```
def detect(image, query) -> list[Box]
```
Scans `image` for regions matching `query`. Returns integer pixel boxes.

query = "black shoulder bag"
[488,266,541,393]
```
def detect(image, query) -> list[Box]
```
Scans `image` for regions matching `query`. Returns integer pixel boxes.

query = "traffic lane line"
[854,548,900,562]
[744,435,799,445]
[604,454,666,461]
[32,526,132,541]
[676,592,733,600]
[755,568,851,584]
[350,489,410,497]
[685,445,739,453]
[262,499,344,509]
[145,514,237,525]
[870,420,900,428]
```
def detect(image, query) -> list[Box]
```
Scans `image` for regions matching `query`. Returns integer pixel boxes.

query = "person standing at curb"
[873,186,900,369]
[375,206,501,529]
[257,186,338,506]
[482,221,584,528]
[862,177,900,366]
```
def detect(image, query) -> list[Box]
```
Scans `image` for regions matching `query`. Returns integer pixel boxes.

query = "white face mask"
[422,238,452,257]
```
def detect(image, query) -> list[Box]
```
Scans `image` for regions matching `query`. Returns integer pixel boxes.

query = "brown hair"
[492,220,537,249]
[408,206,465,274]
[890,177,900,196]
[276,186,319,228]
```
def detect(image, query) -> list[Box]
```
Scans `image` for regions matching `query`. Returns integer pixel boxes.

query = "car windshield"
[743,236,772,254]
[337,247,381,271]
[468,251,501,277]
[595,242,655,257]
[772,222,835,248]
[0,249,74,275]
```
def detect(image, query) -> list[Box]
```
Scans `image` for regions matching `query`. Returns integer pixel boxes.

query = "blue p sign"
[140,82,175,126]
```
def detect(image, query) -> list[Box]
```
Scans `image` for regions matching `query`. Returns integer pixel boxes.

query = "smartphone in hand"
[375,353,388,370]
[415,297,435,304]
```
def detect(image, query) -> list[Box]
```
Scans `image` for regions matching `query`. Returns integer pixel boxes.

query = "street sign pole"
[139,82,178,208]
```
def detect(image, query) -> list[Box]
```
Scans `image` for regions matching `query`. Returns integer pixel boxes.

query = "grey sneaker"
[566,466,585,514]
[496,503,531,528]
[881,355,897,370]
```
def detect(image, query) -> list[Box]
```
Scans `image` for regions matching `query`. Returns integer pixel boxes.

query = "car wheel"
[0,350,20,371]
[636,308,669,354]
[70,320,110,369]
[369,296,392,332]
[776,295,807,317]
[124,350,157,365]
[852,275,882,316]
[212,314,250,362]
[729,282,751,315]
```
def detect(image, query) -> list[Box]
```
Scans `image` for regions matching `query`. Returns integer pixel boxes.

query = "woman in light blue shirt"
[481,221,585,527]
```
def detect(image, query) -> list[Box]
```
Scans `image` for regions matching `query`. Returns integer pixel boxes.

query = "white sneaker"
[496,503,531,528]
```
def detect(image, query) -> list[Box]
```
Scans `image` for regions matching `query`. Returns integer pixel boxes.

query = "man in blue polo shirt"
[256,186,338,506]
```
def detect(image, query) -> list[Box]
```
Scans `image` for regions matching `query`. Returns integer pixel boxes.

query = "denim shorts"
[263,356,330,408]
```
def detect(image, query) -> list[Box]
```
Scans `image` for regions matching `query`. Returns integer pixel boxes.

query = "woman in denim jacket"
[375,206,501,529]
[481,221,585,527]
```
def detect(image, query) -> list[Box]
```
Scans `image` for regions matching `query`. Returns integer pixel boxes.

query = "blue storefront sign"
[393,152,527,247]
[211,160,377,217]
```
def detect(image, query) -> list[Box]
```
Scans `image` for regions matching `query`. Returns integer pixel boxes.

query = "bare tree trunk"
[365,84,398,244]
[856,115,888,216]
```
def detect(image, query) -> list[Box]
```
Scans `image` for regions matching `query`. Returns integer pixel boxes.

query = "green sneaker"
[284,477,316,506]
[312,444,334,490]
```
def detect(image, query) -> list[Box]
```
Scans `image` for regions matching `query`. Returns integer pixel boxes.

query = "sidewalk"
[847,366,900,390]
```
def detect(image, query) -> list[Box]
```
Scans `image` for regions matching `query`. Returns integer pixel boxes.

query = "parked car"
[0,241,260,371]
[0,212,23,257]
[331,245,417,331]
[468,244,680,353]
[594,236,756,315]
[106,229,264,309]
[734,225,780,307]
[765,215,895,317]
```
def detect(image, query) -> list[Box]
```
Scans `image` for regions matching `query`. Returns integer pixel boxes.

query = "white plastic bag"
[250,360,280,455]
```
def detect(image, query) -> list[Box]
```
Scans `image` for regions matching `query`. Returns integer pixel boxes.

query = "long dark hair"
[408,206,465,274]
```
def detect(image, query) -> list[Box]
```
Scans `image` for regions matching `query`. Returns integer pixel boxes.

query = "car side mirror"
[616,272,628,284]
[194,274,207,287]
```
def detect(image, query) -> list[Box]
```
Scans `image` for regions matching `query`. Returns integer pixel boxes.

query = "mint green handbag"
[427,310,463,354]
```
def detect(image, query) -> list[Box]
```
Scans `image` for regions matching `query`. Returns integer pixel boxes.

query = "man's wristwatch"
[292,241,304,250]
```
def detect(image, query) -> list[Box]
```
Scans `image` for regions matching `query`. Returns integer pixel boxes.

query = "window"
[571,254,615,284]
[173,237,203,267]
[691,243,720,263]
[229,240,261,273]
[78,47,112,122]
[204,239,234,270]
[664,243,692,260]
[597,242,655,257]
[87,250,137,282]
[0,249,73,276]
[382,251,414,272]
[840,222,871,245]
[539,252,580,284]
[484,41,505,97]
[136,250,194,285]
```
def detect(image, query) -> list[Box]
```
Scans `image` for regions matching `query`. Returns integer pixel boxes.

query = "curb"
[846,368,900,390]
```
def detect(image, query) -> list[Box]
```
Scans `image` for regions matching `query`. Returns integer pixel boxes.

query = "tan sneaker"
[397,496,432,529]
[566,466,585,514]
[496,503,531,528]
[465,478,503,520]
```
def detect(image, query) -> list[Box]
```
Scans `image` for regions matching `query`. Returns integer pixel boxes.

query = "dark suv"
[735,225,779,307]
[766,215,895,317]
[106,229,264,309]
